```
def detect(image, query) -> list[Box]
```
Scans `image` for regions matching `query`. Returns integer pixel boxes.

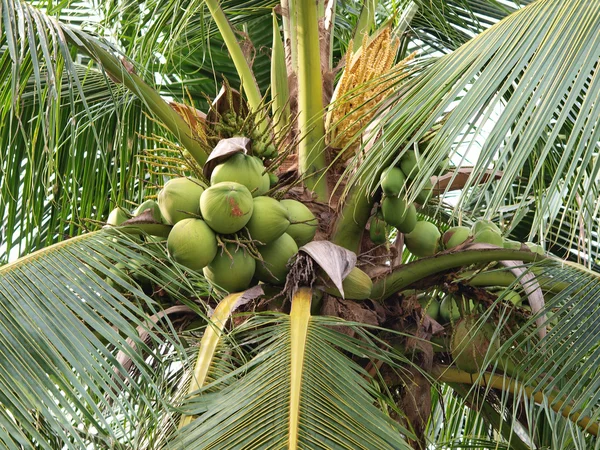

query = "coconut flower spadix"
[203,243,256,293]
[245,196,290,243]
[210,153,265,196]
[167,219,218,271]
[279,199,318,246]
[158,177,206,225]
[200,182,254,234]
[255,233,298,285]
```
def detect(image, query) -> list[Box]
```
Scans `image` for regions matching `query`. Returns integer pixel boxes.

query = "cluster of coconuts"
[158,153,317,293]
[370,150,442,257]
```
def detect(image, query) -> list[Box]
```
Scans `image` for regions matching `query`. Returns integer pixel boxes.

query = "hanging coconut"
[369,212,388,245]
[255,233,299,285]
[419,295,440,321]
[200,182,254,234]
[167,218,218,271]
[158,177,206,225]
[269,172,279,187]
[471,219,501,235]
[443,226,471,249]
[503,239,522,250]
[380,166,406,197]
[245,196,290,243]
[134,199,162,221]
[255,173,270,197]
[415,179,433,204]
[473,229,503,247]
[397,203,417,234]
[439,295,475,322]
[451,318,499,373]
[210,153,265,196]
[323,266,373,300]
[107,207,129,226]
[279,199,318,246]
[381,196,407,228]
[404,221,441,257]
[399,150,419,179]
[525,242,544,255]
[203,243,256,292]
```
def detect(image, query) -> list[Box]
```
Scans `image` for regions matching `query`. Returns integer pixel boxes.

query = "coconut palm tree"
[2,0,600,448]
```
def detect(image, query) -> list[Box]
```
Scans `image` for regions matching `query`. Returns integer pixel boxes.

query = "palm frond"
[0,230,208,447]
[350,0,600,266]
[171,308,417,449]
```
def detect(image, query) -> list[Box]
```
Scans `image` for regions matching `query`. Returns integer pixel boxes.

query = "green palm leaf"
[0,230,206,447]
[350,0,600,261]
[172,290,415,449]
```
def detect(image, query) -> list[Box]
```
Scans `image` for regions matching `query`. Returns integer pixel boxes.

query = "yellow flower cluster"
[328,28,414,162]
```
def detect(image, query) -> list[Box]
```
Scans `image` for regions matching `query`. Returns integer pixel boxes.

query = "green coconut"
[134,199,162,221]
[200,182,254,234]
[525,242,545,255]
[415,179,433,204]
[255,173,271,197]
[451,318,499,373]
[381,196,407,228]
[323,266,373,300]
[203,244,256,292]
[280,199,318,247]
[245,196,290,243]
[473,229,503,247]
[380,166,406,197]
[443,226,471,249]
[269,172,279,187]
[503,290,522,306]
[399,151,419,179]
[471,219,501,235]
[439,295,475,322]
[419,296,440,321]
[255,233,298,285]
[369,213,388,245]
[167,219,218,271]
[503,239,522,250]
[397,203,417,234]
[158,177,206,225]
[210,153,265,196]
[404,221,441,257]
[107,207,129,226]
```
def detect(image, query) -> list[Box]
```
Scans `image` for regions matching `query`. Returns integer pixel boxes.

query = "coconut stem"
[433,365,599,437]
[370,249,544,301]
[330,183,374,253]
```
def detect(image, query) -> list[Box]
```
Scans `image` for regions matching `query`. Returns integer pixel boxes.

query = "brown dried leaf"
[433,167,502,194]
[206,84,247,125]
[202,137,251,179]
[300,241,356,298]
[170,101,207,131]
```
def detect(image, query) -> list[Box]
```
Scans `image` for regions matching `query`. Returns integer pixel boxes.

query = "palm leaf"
[349,0,600,263]
[0,230,207,447]
[171,292,416,449]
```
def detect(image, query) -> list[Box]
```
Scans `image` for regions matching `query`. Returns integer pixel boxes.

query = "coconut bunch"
[369,149,436,251]
[143,150,319,294]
